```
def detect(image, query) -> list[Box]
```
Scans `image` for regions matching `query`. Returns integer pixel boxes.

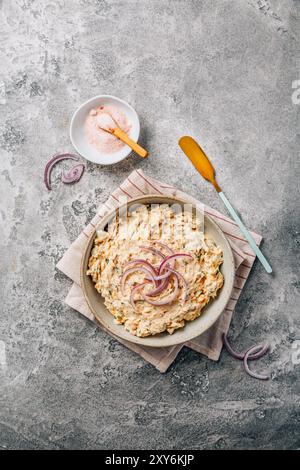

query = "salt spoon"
[97,113,148,158]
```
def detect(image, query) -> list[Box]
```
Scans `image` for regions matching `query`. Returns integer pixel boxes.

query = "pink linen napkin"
[57,169,262,373]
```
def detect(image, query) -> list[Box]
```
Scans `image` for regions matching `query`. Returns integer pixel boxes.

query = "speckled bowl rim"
[80,195,235,347]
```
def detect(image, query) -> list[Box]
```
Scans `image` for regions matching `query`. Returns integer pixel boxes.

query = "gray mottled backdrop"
[0,0,299,450]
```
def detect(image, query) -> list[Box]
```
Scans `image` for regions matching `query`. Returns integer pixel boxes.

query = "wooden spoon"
[97,113,148,158]
[179,136,272,274]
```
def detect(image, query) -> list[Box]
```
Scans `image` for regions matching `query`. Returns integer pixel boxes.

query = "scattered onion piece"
[44,153,79,190]
[222,334,269,361]
[244,345,270,381]
[222,334,270,381]
[61,163,84,185]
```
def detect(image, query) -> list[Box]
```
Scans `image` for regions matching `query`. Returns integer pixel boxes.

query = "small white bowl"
[70,95,140,165]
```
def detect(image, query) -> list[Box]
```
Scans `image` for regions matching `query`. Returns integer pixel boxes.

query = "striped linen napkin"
[57,169,262,373]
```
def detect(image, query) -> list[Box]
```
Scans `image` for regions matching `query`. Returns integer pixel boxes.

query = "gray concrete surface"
[0,0,299,450]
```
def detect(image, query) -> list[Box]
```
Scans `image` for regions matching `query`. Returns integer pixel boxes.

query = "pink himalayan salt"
[85,105,131,154]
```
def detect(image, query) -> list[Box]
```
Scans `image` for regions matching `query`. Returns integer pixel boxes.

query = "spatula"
[97,113,148,158]
[178,136,272,273]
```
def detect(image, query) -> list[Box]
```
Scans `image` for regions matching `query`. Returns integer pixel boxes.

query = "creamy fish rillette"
[87,205,223,337]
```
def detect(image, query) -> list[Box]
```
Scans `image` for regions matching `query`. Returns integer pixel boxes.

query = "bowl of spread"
[80,194,235,348]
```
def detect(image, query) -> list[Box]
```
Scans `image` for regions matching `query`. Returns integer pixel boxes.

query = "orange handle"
[113,127,148,158]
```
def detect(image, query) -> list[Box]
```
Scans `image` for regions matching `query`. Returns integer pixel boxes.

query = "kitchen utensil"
[178,136,272,273]
[96,112,148,158]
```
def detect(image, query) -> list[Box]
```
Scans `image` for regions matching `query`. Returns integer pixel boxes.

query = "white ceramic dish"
[81,195,235,348]
[70,95,140,165]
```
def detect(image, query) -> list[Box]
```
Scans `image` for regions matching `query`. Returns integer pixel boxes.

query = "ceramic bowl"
[70,95,140,165]
[81,195,235,347]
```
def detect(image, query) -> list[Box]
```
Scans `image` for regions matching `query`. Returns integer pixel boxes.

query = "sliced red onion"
[145,254,177,297]
[122,245,191,309]
[44,153,78,190]
[143,254,174,297]
[159,253,193,274]
[121,267,156,296]
[140,251,190,299]
[140,245,175,273]
[141,275,179,306]
[249,342,270,360]
[140,245,165,259]
[167,268,188,301]
[146,276,170,297]
[152,241,177,270]
[145,267,188,300]
[61,163,85,184]
[129,280,155,310]
[151,241,174,255]
[222,334,244,360]
[244,345,270,381]
[123,259,158,278]
[222,334,269,361]
[152,271,173,281]
[123,258,168,298]
[130,282,149,310]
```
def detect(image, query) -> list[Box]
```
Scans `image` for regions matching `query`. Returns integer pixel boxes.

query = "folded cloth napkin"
[57,169,262,373]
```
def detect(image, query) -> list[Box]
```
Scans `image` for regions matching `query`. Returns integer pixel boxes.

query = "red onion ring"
[123,259,158,278]
[121,267,156,296]
[130,281,152,310]
[159,253,193,274]
[145,252,183,297]
[152,271,173,281]
[146,276,170,297]
[244,345,270,381]
[144,255,174,297]
[61,163,85,184]
[152,241,177,270]
[44,153,78,190]
[141,274,179,306]
[166,268,188,301]
[123,244,191,309]
[222,334,269,361]
[145,268,188,300]
[140,245,165,259]
[140,244,175,274]
[151,241,174,255]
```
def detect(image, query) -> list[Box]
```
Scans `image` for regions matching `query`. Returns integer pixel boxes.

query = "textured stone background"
[0,0,299,450]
